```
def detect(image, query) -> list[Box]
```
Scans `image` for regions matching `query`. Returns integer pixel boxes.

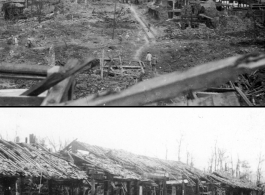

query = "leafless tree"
[48,137,72,152]
[256,151,264,185]
[208,151,214,173]
[214,140,217,171]
[176,134,183,161]
[236,157,241,178]
[240,160,251,181]
[217,148,227,171]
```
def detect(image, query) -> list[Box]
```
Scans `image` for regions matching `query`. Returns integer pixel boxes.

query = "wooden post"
[182,177,185,195]
[112,0,117,39]
[101,49,105,79]
[163,177,167,195]
[139,186,143,195]
[104,180,110,195]
[127,181,132,195]
[119,52,124,75]
[172,186,176,195]
[91,177,96,195]
[196,179,200,195]
[20,177,24,195]
[48,180,52,195]
[135,180,140,195]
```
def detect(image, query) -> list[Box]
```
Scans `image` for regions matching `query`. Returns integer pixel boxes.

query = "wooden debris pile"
[0,139,86,179]
[234,69,265,105]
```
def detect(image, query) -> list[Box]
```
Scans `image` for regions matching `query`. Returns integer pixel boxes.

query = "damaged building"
[59,140,261,195]
[0,139,87,194]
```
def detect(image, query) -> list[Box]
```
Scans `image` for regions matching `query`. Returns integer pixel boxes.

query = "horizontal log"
[53,53,265,106]
[0,73,46,80]
[0,96,44,106]
[205,87,235,93]
[0,89,47,97]
[0,62,49,76]
[166,180,188,185]
[104,66,142,69]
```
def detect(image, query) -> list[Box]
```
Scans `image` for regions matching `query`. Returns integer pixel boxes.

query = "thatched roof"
[64,141,258,191]
[65,141,209,184]
[207,171,258,190]
[0,139,86,180]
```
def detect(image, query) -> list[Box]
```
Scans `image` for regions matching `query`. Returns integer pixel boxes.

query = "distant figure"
[145,52,152,67]
[25,38,32,48]
[118,35,123,44]
[147,23,151,32]
[151,55,158,74]
[125,33,130,40]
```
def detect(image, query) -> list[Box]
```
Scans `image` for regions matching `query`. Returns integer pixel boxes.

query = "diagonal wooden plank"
[21,57,99,96]
[51,53,265,106]
[41,59,79,106]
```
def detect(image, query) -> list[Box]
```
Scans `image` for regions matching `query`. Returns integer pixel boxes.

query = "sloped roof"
[208,171,258,190]
[65,141,258,191]
[0,139,86,180]
[66,141,208,184]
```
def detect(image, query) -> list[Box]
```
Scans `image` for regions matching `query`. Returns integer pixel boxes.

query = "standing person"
[147,23,151,32]
[118,35,123,44]
[151,54,158,74]
[145,52,152,67]
[125,33,130,40]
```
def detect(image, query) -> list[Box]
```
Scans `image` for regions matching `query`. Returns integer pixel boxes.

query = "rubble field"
[0,0,265,105]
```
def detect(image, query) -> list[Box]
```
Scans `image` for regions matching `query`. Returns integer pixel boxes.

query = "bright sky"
[0,108,264,180]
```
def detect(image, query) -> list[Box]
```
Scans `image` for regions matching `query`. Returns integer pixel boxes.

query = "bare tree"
[230,155,234,176]
[217,148,227,171]
[176,135,183,161]
[236,157,241,178]
[256,151,264,185]
[241,160,251,181]
[208,151,214,173]
[214,140,217,171]
[190,153,194,167]
[48,137,72,152]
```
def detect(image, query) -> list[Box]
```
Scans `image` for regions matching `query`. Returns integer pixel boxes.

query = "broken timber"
[51,53,265,106]
[21,57,99,96]
[41,59,80,105]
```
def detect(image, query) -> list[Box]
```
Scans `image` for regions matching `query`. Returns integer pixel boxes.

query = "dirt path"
[130,5,156,60]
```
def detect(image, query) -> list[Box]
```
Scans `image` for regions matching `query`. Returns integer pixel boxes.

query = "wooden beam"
[21,57,99,96]
[0,73,46,80]
[0,96,44,106]
[48,180,53,195]
[0,62,48,76]
[127,181,132,195]
[135,180,140,195]
[182,180,185,195]
[163,177,167,195]
[104,180,110,195]
[54,53,265,106]
[41,59,79,105]
[196,179,200,195]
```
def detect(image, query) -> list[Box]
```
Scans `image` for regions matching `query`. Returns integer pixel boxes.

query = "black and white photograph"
[0,0,265,106]
[0,109,264,194]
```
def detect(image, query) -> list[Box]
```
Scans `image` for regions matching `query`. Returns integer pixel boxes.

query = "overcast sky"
[0,108,264,179]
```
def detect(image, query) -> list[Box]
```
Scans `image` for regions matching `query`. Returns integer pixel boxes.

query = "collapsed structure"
[59,140,260,195]
[0,139,86,194]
